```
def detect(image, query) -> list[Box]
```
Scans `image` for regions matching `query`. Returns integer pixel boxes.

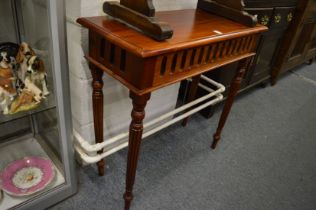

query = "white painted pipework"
[142,94,223,138]
[75,93,224,164]
[74,76,225,154]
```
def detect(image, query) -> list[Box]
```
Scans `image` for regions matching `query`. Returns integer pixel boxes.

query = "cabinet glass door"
[0,0,76,209]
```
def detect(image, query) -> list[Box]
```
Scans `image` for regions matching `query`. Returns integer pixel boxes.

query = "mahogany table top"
[77,9,267,58]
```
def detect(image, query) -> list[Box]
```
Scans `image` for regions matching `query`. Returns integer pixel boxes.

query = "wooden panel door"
[248,30,283,85]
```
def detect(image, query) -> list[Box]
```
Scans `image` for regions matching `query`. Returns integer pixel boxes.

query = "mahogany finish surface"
[78,10,265,57]
[78,9,267,210]
[102,0,257,40]
[78,9,266,96]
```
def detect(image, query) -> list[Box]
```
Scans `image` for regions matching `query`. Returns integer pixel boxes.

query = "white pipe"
[75,94,224,164]
[74,77,225,153]
[198,83,215,93]
[201,75,223,87]
[75,142,129,164]
[142,94,223,138]
[144,85,223,129]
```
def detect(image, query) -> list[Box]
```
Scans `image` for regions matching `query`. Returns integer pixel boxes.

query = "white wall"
[66,0,197,144]
[153,0,197,11]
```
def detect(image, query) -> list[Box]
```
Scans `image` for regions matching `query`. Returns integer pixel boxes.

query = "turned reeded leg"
[91,65,105,176]
[182,75,201,127]
[211,58,251,149]
[124,92,151,210]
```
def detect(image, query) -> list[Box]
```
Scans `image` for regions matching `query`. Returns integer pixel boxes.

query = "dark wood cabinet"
[232,3,297,88]
[191,0,299,118]
[272,0,316,84]
[246,6,295,86]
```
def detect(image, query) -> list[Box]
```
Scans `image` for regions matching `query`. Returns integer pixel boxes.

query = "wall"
[66,0,197,145]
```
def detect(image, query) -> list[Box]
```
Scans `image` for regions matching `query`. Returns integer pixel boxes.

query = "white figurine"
[24,77,44,103]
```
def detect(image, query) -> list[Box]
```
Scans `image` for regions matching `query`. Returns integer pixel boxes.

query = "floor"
[51,64,316,210]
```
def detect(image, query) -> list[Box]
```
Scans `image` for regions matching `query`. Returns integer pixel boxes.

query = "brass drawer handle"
[287,12,293,22]
[274,14,282,24]
[260,15,270,26]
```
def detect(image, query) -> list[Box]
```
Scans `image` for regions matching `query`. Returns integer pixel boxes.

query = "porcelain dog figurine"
[0,52,16,114]
[16,42,35,82]
[0,52,9,67]
[26,55,49,96]
[24,77,44,103]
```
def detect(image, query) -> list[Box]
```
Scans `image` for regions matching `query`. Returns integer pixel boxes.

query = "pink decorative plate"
[1,156,55,197]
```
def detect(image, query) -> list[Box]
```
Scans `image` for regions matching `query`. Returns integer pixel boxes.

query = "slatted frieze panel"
[89,32,129,77]
[88,32,162,90]
[153,35,257,85]
[89,31,258,90]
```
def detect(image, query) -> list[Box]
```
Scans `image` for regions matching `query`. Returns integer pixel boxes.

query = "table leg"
[182,75,201,127]
[124,92,151,210]
[211,58,251,149]
[91,65,105,176]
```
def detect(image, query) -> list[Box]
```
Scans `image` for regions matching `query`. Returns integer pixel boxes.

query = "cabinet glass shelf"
[0,94,56,125]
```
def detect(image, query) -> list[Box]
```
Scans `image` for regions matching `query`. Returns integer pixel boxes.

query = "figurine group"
[0,42,49,115]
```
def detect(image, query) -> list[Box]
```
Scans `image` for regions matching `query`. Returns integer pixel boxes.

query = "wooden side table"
[78,9,266,210]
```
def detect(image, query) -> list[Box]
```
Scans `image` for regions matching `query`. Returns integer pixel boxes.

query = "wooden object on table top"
[78,9,266,96]
[102,0,257,41]
[120,0,155,16]
[103,0,173,41]
[197,0,257,27]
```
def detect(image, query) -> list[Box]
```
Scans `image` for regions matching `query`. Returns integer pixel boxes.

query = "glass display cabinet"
[0,0,76,209]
